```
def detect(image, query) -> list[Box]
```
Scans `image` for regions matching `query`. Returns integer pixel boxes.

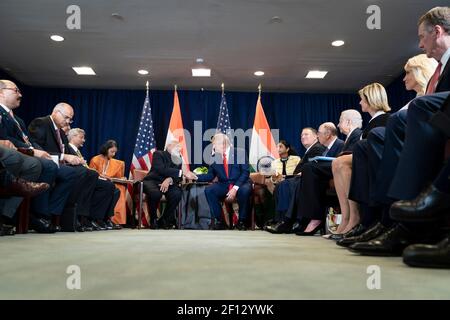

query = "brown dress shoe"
[0,178,50,197]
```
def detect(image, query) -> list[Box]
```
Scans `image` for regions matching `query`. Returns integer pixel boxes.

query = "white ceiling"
[0,0,442,92]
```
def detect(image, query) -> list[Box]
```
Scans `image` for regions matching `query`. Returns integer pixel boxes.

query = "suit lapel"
[47,116,61,149]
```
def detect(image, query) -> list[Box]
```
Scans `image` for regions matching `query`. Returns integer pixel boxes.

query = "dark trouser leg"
[143,180,163,224]
[204,183,228,221]
[236,182,251,221]
[66,166,97,217]
[90,179,116,220]
[105,188,120,219]
[47,165,78,216]
[31,158,58,218]
[297,162,332,221]
[161,185,182,224]
[389,93,449,200]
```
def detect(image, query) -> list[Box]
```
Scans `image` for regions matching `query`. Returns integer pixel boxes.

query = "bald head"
[51,102,74,129]
[0,80,22,109]
[318,122,338,147]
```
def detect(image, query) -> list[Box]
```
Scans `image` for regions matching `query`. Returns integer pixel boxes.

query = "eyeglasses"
[57,110,74,124]
[2,87,21,95]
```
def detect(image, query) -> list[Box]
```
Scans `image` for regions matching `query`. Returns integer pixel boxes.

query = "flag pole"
[221,83,224,96]
[258,83,262,98]
[146,81,149,96]
[174,84,177,91]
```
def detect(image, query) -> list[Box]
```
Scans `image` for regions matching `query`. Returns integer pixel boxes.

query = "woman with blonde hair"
[334,54,437,245]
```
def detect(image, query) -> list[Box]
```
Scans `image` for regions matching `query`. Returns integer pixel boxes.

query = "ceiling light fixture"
[50,35,64,42]
[331,40,345,47]
[192,58,211,77]
[305,70,328,79]
[72,66,96,75]
[138,69,149,75]
[254,71,265,76]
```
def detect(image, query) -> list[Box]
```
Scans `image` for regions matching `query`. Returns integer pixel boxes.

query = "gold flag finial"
[258,84,262,96]
[221,83,224,96]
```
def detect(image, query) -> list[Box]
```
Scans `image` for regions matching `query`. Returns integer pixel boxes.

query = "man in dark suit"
[143,140,192,229]
[28,103,101,231]
[266,127,325,233]
[194,133,251,230]
[67,127,120,230]
[0,80,78,233]
[292,123,345,235]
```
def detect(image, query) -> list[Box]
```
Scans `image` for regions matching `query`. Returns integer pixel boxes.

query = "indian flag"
[249,94,279,171]
[165,88,190,171]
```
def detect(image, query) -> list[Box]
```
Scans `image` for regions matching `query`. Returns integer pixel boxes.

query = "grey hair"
[67,128,85,141]
[341,109,363,129]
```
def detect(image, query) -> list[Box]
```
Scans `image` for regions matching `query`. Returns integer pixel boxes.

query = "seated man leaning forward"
[195,133,252,230]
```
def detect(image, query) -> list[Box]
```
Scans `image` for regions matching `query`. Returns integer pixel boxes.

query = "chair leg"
[138,181,143,230]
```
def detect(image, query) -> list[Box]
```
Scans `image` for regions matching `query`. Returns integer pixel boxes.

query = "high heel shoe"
[295,222,325,236]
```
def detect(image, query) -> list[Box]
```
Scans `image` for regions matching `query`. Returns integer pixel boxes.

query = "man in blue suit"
[195,133,251,230]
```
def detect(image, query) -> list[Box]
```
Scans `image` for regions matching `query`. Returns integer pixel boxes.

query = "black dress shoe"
[104,220,113,230]
[235,221,247,231]
[337,222,386,248]
[91,220,106,231]
[0,224,15,236]
[343,224,366,239]
[210,220,226,230]
[30,216,56,234]
[403,236,450,269]
[266,221,293,234]
[291,221,306,234]
[82,220,94,232]
[75,221,85,232]
[349,224,417,256]
[390,185,450,222]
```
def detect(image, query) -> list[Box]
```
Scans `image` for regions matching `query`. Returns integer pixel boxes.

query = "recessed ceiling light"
[269,16,283,24]
[196,58,204,63]
[50,35,64,42]
[254,71,265,76]
[138,69,149,75]
[331,40,345,47]
[305,70,328,79]
[192,68,211,77]
[72,66,96,75]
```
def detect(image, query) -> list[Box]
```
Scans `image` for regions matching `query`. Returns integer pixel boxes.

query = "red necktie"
[223,152,233,191]
[426,62,442,94]
[223,152,229,178]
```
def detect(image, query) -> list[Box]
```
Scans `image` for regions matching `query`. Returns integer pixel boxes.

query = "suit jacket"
[196,148,250,187]
[361,113,390,139]
[28,116,68,156]
[429,59,450,137]
[293,141,326,175]
[144,150,182,184]
[0,106,41,149]
[341,128,363,153]
[325,138,344,157]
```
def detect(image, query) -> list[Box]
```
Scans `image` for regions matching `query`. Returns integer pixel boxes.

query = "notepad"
[308,156,336,162]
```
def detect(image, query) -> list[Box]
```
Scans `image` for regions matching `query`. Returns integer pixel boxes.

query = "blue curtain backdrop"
[1,69,415,173]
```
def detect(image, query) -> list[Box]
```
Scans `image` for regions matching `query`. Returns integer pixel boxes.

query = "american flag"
[216,92,231,134]
[126,89,156,226]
